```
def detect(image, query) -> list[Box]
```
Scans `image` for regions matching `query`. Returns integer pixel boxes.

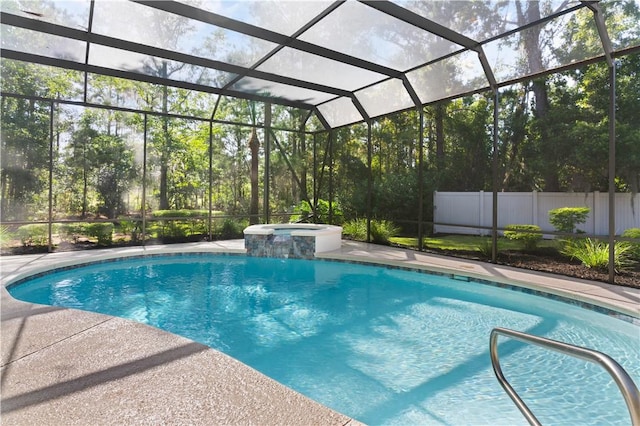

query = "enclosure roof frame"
[1,0,638,129]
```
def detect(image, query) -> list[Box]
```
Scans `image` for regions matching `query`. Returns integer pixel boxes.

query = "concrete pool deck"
[2,240,638,425]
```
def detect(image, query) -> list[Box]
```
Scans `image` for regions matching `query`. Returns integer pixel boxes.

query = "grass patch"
[343,219,400,245]
[390,234,557,253]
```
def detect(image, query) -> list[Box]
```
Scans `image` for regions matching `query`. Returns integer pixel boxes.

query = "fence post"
[593,191,599,235]
[532,191,538,226]
[479,190,484,235]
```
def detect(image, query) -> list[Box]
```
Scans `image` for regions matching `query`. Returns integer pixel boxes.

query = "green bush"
[477,238,494,258]
[371,220,400,244]
[146,222,162,239]
[0,225,13,247]
[117,218,141,242]
[157,221,189,238]
[151,209,209,218]
[622,228,640,260]
[290,199,344,224]
[17,224,49,246]
[85,223,114,245]
[151,210,208,238]
[548,207,590,234]
[342,219,399,245]
[342,219,368,241]
[59,223,87,243]
[622,228,640,239]
[217,218,247,239]
[504,224,542,250]
[562,238,635,272]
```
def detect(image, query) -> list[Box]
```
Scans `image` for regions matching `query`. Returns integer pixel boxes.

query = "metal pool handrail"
[490,327,640,426]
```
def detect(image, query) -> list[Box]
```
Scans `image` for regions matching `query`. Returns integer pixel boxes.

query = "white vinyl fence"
[433,191,640,237]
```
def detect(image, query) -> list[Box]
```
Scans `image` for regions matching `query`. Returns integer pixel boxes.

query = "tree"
[65,113,100,217]
[268,106,313,213]
[93,134,137,218]
[333,125,369,220]
[522,0,640,192]
[0,61,55,220]
[498,85,534,191]
[61,109,138,219]
[573,54,640,193]
[116,1,223,210]
[0,95,50,220]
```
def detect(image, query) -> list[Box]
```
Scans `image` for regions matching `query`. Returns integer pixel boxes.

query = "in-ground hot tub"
[243,223,342,259]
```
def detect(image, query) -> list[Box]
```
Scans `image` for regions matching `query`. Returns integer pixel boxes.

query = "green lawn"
[390,234,558,252]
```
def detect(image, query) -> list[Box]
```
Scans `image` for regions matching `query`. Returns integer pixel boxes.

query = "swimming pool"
[8,254,640,425]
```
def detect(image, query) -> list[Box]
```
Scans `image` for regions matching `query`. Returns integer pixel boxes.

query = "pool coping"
[2,240,639,424]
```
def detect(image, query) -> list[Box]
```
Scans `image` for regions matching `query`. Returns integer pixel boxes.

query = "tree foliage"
[548,207,590,234]
[1,62,52,220]
[1,0,639,245]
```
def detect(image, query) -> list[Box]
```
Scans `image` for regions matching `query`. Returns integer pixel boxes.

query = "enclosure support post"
[418,107,425,251]
[317,131,332,219]
[47,101,54,253]
[492,90,499,263]
[588,1,616,283]
[328,130,334,224]
[313,132,317,217]
[142,114,148,245]
[263,102,271,224]
[81,1,95,105]
[208,120,213,241]
[366,122,373,243]
[608,62,617,284]
[299,120,308,204]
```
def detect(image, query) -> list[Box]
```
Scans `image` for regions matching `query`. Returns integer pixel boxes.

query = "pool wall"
[2,242,637,426]
[244,224,342,259]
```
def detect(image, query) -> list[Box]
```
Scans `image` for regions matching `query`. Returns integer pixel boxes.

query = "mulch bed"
[419,247,640,289]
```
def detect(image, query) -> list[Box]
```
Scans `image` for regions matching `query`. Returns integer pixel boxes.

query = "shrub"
[561,238,635,272]
[342,219,368,241]
[504,224,542,250]
[548,207,590,234]
[622,227,640,239]
[371,220,400,244]
[167,221,189,238]
[58,222,113,245]
[622,228,640,260]
[59,223,87,243]
[0,225,13,247]
[370,220,400,244]
[146,222,163,239]
[117,218,141,242]
[217,218,246,239]
[152,210,208,238]
[17,224,49,246]
[290,199,344,224]
[85,223,114,245]
[152,209,209,218]
[477,238,494,259]
[342,219,399,245]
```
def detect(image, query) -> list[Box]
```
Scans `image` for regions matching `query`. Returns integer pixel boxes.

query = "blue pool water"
[9,254,640,425]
